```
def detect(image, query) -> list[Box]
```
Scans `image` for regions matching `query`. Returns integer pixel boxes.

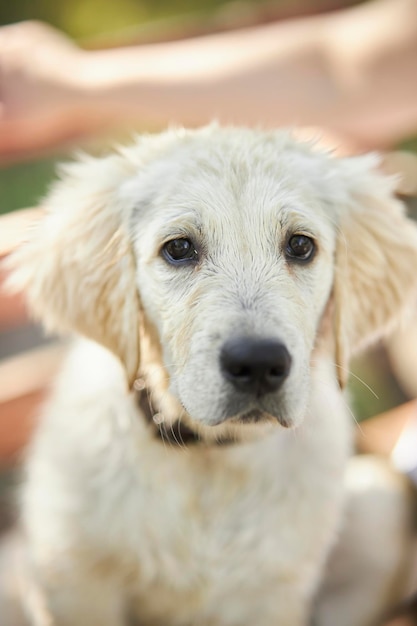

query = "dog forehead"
[125,129,330,196]
[122,129,340,250]
[167,141,327,211]
[166,132,330,199]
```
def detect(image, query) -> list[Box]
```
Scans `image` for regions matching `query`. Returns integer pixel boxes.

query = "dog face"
[123,133,337,428]
[9,127,417,431]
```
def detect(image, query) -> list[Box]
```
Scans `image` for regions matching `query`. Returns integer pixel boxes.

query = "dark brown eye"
[286,234,315,262]
[162,238,198,264]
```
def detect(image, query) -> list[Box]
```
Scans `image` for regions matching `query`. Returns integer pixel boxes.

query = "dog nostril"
[220,337,291,395]
[229,365,251,380]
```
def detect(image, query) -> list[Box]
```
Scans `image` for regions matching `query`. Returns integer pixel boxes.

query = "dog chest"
[92,426,350,624]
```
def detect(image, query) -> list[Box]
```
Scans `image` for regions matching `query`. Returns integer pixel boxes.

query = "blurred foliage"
[0,157,58,214]
[400,136,417,153]
[0,0,275,40]
[349,347,407,422]
[0,0,363,40]
[0,0,227,40]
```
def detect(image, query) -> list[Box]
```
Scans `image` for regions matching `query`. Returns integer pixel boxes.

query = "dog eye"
[286,235,315,262]
[162,238,198,264]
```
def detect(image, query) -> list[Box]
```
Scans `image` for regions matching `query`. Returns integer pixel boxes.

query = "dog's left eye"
[162,238,198,264]
[286,235,316,262]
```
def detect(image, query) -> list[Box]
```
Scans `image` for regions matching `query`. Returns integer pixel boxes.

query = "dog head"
[9,127,417,432]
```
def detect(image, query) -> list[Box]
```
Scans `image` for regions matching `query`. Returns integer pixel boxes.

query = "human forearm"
[80,16,329,128]
[79,0,417,146]
[1,0,417,160]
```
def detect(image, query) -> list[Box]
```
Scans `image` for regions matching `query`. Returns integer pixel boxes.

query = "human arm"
[1,0,417,159]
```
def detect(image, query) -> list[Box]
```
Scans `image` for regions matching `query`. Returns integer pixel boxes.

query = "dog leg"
[313,455,413,626]
[0,532,31,626]
[22,570,127,626]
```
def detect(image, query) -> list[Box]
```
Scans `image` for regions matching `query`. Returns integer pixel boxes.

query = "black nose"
[220,337,291,396]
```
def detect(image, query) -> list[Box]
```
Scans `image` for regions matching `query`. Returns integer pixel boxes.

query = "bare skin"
[0,0,417,158]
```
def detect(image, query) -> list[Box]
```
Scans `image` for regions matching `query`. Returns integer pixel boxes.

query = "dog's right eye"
[162,238,198,264]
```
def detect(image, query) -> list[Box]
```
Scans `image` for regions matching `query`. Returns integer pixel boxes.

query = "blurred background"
[1,0,416,214]
[0,0,370,214]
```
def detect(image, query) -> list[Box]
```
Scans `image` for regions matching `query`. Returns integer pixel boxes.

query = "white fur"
[7,126,417,625]
[315,455,415,626]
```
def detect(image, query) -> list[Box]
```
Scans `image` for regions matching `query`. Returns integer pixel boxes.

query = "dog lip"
[209,396,292,428]
[232,408,290,427]
[235,409,267,423]
[180,395,291,428]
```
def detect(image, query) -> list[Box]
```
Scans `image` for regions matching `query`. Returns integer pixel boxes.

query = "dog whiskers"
[156,388,190,451]
[311,359,379,399]
[314,375,365,436]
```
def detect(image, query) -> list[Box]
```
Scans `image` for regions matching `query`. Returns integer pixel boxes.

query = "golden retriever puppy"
[8,126,417,626]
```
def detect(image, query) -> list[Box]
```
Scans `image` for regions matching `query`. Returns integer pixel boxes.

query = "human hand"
[0,21,104,161]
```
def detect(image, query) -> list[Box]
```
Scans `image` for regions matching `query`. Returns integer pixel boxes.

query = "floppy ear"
[7,154,141,388]
[333,155,417,388]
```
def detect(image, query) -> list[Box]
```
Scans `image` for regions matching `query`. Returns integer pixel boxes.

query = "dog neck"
[135,386,237,447]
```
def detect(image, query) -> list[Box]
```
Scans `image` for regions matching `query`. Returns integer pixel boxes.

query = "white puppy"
[8,126,417,626]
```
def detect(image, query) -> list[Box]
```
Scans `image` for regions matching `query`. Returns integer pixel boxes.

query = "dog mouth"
[177,388,292,430]
[231,408,289,427]
[233,408,270,423]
